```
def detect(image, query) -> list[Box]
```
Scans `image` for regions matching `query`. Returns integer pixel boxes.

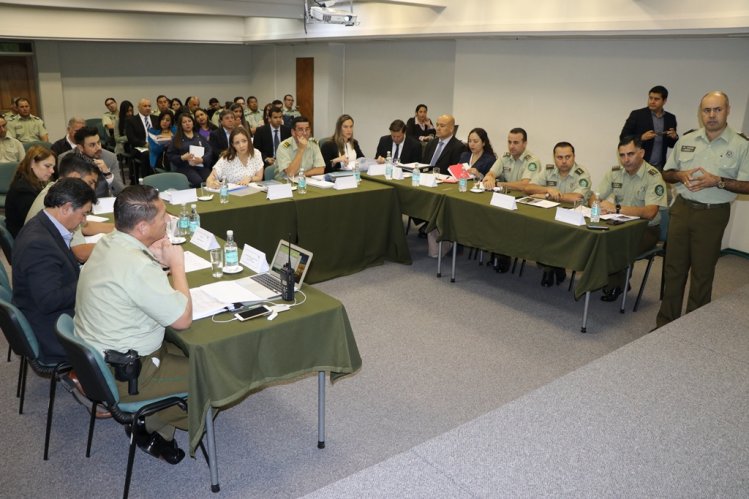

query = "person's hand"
[149,237,184,269]
[237,177,251,186]
[181,152,193,161]
[682,167,720,192]
[93,159,109,174]
[265,157,275,165]
[206,177,220,189]
[666,128,678,140]
[482,174,496,189]
[545,188,562,201]
[600,200,616,214]
[188,155,203,166]
[376,156,385,164]
[641,130,656,141]
[297,136,308,149]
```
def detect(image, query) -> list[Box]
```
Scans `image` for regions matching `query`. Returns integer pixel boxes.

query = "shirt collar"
[42,209,74,247]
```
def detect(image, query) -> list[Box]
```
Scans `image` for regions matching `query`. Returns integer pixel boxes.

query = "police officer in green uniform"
[656,91,749,328]
[591,136,667,301]
[246,95,264,134]
[526,141,592,286]
[8,98,48,143]
[0,116,26,163]
[274,115,325,181]
[482,127,541,191]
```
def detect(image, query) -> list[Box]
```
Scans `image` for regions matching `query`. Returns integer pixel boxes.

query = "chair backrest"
[264,164,276,181]
[22,141,52,152]
[143,172,190,191]
[0,263,11,301]
[659,207,670,242]
[0,216,14,263]
[55,315,119,407]
[0,162,18,208]
[0,298,41,361]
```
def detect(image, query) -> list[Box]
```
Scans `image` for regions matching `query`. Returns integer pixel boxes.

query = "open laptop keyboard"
[252,273,284,293]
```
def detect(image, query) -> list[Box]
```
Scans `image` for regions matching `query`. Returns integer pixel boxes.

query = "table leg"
[205,406,220,493]
[317,371,326,449]
[450,242,457,283]
[580,291,590,333]
[437,242,443,278]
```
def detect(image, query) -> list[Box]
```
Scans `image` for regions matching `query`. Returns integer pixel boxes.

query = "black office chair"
[0,298,71,460]
[0,161,18,209]
[627,208,670,312]
[55,315,192,499]
[0,216,14,263]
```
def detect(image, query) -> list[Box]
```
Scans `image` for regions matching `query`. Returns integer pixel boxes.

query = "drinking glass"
[209,249,224,278]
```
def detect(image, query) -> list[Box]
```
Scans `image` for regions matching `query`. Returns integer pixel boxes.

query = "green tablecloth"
[364,176,647,299]
[293,180,412,282]
[166,250,362,455]
[169,180,411,284]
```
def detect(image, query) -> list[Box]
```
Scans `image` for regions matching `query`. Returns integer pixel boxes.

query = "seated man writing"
[75,185,192,464]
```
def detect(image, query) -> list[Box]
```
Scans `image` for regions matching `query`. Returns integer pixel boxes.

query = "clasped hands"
[678,167,720,192]
[181,152,204,166]
[149,236,185,271]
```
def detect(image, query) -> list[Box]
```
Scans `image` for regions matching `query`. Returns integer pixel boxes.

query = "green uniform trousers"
[656,195,730,327]
[114,341,189,440]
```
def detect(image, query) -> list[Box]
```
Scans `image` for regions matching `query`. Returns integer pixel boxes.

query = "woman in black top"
[458,128,496,177]
[5,145,56,237]
[166,114,213,187]
[321,114,364,173]
[405,104,436,143]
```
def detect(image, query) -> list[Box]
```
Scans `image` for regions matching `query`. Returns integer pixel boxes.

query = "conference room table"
[165,243,362,492]
[166,179,412,284]
[364,175,648,331]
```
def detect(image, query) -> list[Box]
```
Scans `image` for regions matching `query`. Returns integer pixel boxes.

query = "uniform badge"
[648,168,658,176]
[655,185,664,196]
[681,145,696,152]
[545,164,554,170]
[527,162,537,172]
[726,150,733,158]
[574,167,584,175]
[612,182,622,188]
[546,181,557,186]
[579,178,589,188]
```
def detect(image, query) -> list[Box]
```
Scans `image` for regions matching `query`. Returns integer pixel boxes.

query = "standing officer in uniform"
[526,142,592,286]
[656,91,749,328]
[590,136,667,301]
[8,98,48,143]
[274,115,325,180]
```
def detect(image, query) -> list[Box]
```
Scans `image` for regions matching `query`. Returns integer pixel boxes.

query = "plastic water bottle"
[353,160,361,185]
[224,230,238,268]
[411,166,421,187]
[189,203,200,234]
[219,177,229,204]
[591,193,601,223]
[178,203,190,236]
[385,151,393,180]
[458,177,468,193]
[297,166,307,194]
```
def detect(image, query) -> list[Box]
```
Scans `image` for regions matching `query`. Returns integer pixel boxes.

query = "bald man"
[422,114,467,171]
[125,98,154,180]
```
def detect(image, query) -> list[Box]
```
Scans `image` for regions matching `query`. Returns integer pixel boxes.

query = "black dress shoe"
[140,432,185,465]
[541,270,554,287]
[600,287,623,302]
[554,268,566,285]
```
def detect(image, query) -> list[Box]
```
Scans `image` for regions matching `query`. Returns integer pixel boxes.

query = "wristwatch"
[615,204,621,214]
[103,171,113,178]
[717,177,726,189]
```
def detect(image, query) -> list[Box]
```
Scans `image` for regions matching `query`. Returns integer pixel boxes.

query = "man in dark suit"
[51,117,85,157]
[253,106,291,167]
[422,114,466,171]
[12,177,96,363]
[620,85,678,169]
[209,109,237,158]
[125,98,153,180]
[375,119,422,164]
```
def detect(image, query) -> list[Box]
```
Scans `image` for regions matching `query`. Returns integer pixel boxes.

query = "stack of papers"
[190,280,263,320]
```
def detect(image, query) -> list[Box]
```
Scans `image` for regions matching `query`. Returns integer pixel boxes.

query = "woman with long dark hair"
[166,114,213,187]
[5,145,56,237]
[320,114,364,173]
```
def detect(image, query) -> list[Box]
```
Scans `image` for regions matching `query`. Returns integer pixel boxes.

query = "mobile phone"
[587,225,610,231]
[234,305,272,321]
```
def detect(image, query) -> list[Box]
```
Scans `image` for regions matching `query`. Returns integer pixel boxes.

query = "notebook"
[236,240,313,300]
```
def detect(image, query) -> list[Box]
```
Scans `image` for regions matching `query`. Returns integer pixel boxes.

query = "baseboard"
[721,248,749,260]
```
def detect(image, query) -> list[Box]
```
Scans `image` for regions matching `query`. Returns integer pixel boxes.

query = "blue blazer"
[12,211,80,363]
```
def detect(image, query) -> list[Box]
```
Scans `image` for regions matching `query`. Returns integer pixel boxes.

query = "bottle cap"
[227,230,233,237]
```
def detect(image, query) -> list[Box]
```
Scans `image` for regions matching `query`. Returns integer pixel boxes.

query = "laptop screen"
[269,240,312,284]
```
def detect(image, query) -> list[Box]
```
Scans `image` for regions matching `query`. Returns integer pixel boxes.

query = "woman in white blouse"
[206,127,263,187]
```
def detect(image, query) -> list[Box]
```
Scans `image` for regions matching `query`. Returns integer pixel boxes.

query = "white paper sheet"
[92,197,116,214]
[183,251,212,273]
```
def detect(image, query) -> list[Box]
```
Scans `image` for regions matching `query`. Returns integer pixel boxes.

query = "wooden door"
[0,55,38,117]
[295,57,314,135]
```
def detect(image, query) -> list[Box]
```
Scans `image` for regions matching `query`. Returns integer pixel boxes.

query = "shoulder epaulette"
[683,129,696,135]
[309,138,318,144]
[738,132,749,141]
[502,152,510,158]
[647,168,659,176]
[282,141,291,148]
[574,167,584,176]
[545,164,554,170]
[611,165,621,171]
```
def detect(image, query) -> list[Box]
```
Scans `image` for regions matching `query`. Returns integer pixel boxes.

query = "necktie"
[430,141,445,166]
[273,129,280,155]
[143,115,151,130]
[393,143,400,163]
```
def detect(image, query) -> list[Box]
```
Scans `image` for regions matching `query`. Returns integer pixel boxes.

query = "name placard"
[267,183,294,200]
[190,227,221,251]
[392,166,404,180]
[240,244,270,273]
[554,207,586,226]
[169,188,198,205]
[490,192,517,210]
[333,175,358,190]
[367,163,386,176]
[420,173,437,187]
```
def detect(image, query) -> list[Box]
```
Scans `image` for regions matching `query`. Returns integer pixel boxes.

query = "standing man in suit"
[620,85,678,170]
[375,119,422,164]
[125,98,153,180]
[12,177,96,363]
[422,114,466,171]
[209,110,237,158]
[253,107,291,168]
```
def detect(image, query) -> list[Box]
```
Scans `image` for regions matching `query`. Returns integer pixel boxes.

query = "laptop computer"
[236,240,313,300]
